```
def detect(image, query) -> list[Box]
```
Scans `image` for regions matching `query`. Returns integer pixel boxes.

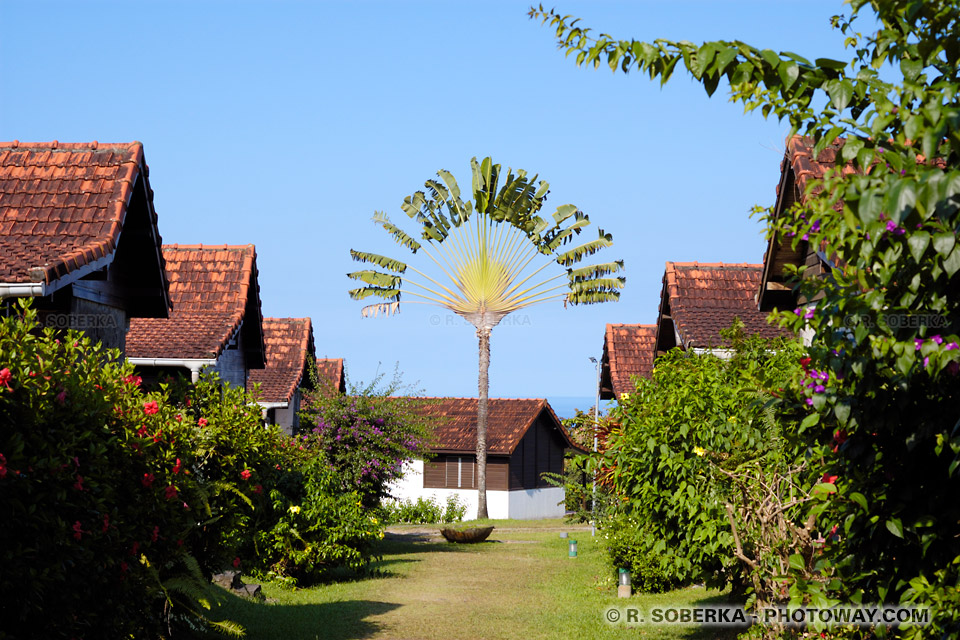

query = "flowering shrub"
[298,374,433,508]
[594,325,813,601]
[0,304,238,638]
[0,304,384,636]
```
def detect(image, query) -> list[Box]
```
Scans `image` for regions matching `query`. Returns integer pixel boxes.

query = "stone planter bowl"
[440,525,495,543]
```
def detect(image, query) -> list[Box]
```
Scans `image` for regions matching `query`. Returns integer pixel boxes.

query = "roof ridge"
[669,261,763,269]
[163,243,256,252]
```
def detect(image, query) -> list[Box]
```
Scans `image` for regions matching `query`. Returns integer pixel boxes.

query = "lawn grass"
[208,519,743,639]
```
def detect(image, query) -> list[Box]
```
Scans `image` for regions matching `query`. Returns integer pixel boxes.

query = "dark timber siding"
[423,455,511,490]
[510,414,566,490]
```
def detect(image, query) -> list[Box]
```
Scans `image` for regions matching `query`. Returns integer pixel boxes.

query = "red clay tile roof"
[127,244,265,363]
[410,398,577,455]
[658,262,792,349]
[601,324,657,399]
[315,358,346,394]
[0,141,169,310]
[247,318,315,403]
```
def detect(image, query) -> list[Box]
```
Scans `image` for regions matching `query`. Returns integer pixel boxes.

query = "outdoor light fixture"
[618,568,632,598]
[569,539,578,558]
[559,531,568,539]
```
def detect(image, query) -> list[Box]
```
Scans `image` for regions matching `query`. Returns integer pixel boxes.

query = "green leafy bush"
[381,495,467,524]
[0,304,236,638]
[603,515,681,593]
[595,327,812,600]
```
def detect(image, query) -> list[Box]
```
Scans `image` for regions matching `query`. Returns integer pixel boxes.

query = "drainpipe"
[126,357,217,382]
[0,283,48,299]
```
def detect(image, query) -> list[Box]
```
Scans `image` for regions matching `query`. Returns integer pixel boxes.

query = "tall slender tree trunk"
[476,326,490,520]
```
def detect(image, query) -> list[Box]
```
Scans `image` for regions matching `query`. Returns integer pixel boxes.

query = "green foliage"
[532,1,960,634]
[250,453,381,586]
[381,495,467,524]
[603,514,680,593]
[0,303,384,636]
[595,327,810,599]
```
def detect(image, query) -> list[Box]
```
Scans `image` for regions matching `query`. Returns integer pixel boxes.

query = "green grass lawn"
[208,519,743,639]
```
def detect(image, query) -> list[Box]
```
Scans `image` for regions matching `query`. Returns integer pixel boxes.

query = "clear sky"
[1,0,850,403]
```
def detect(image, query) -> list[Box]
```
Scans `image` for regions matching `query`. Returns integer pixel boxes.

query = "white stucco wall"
[388,460,564,520]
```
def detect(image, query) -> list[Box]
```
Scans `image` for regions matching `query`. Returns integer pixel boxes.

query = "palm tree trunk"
[476,326,490,520]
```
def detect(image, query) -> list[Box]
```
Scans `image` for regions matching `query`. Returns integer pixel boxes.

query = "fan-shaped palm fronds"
[348,157,624,518]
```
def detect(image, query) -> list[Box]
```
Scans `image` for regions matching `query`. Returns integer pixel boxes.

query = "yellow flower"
[288,505,301,514]
[621,393,630,401]
[370,517,378,524]
[378,531,385,539]
[693,446,706,457]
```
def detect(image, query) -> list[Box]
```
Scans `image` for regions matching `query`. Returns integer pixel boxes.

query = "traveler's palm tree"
[349,157,623,518]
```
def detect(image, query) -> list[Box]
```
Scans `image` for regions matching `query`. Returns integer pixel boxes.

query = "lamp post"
[588,356,601,537]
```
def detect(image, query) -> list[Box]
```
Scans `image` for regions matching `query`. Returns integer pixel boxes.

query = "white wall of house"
[388,459,564,520]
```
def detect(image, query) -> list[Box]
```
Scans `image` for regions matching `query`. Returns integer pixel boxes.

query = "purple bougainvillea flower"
[915,338,924,351]
[923,356,930,368]
[931,335,943,345]
[811,219,821,233]
[801,233,809,241]
[886,220,897,233]
[895,226,906,236]
[815,385,826,393]
[805,398,814,406]
[804,307,815,320]
[946,342,959,351]
[794,308,803,316]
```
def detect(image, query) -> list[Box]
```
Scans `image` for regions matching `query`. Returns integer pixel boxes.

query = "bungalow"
[0,141,170,351]
[390,398,580,520]
[655,261,792,357]
[600,323,657,400]
[246,318,316,435]
[126,244,265,387]
[757,136,848,312]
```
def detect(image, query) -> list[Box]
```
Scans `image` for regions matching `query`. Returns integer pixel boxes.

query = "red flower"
[253,484,263,494]
[73,475,85,491]
[120,561,129,573]
[197,418,208,427]
[275,464,281,471]
[123,374,142,387]
[232,557,241,569]
[136,425,148,438]
[151,526,160,542]
[129,541,140,556]
[175,414,183,422]
[832,429,849,453]
[102,514,110,532]
[72,521,84,541]
[0,453,7,479]
[55,390,67,404]
[141,473,155,487]
[0,368,12,390]
[143,401,159,415]
[176,538,184,547]
[164,485,178,500]
[240,469,252,481]
[172,458,182,475]
[799,357,812,371]
[821,473,839,485]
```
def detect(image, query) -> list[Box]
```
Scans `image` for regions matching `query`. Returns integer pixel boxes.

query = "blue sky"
[1,1,850,406]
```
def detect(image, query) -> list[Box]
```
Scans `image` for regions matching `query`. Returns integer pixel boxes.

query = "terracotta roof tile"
[660,262,792,349]
[127,244,265,361]
[247,318,315,403]
[0,141,163,287]
[410,398,576,455]
[315,358,346,394]
[602,324,657,398]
